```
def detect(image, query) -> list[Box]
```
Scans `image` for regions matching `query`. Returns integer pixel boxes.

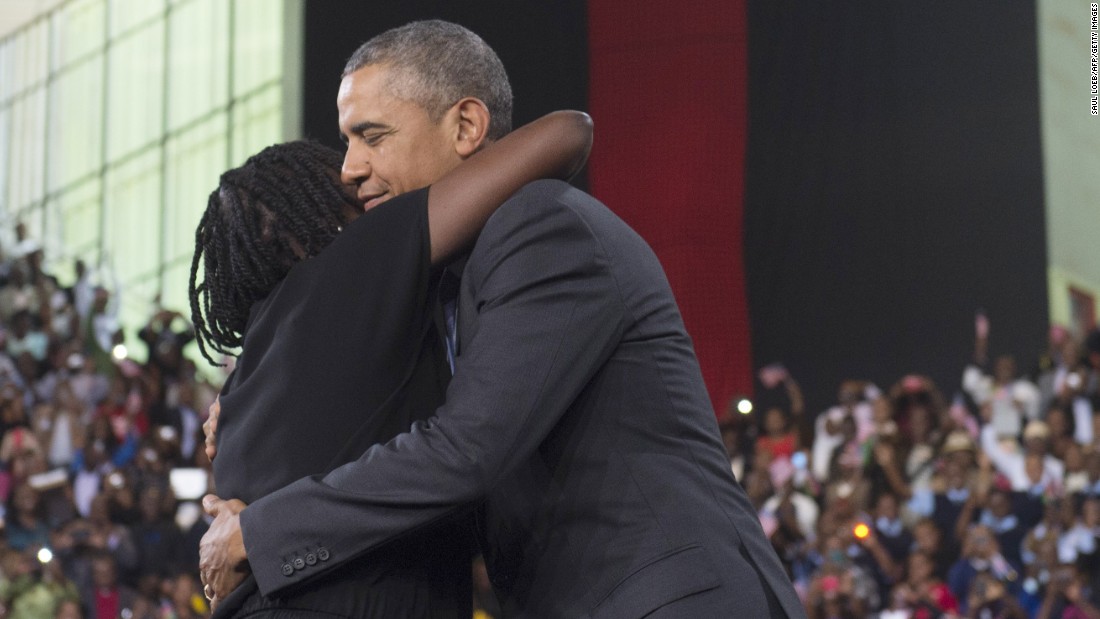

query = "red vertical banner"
[586,0,752,416]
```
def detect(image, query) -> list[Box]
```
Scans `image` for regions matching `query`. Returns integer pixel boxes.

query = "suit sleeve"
[241,180,626,596]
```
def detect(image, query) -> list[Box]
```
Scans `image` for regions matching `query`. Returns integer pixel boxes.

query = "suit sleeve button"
[293,557,305,570]
[318,547,330,561]
[305,553,317,566]
[281,563,294,577]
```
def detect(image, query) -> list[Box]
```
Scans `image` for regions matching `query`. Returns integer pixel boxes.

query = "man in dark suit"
[200,20,803,618]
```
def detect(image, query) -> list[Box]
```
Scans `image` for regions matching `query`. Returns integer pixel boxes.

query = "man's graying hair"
[343,20,513,141]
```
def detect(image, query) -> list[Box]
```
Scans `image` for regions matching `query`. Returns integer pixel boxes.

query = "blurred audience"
[0,231,216,618]
[726,311,1100,619]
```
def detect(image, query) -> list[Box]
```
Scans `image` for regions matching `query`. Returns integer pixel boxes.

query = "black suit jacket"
[242,180,804,618]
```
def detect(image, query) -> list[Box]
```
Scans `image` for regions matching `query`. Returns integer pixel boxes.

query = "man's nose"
[341,147,370,186]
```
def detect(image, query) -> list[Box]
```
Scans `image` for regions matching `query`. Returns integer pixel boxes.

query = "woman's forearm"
[427,110,593,263]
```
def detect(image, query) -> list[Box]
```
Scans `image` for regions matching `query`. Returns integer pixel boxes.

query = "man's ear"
[450,97,491,158]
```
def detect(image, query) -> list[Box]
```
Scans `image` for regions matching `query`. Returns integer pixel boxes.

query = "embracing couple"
[193,19,804,619]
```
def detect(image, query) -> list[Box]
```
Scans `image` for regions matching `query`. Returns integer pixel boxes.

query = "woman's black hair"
[188,141,359,366]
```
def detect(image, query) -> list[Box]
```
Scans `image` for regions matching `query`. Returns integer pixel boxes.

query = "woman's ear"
[451,97,492,158]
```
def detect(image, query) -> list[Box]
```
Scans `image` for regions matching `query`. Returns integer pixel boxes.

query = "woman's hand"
[204,397,220,461]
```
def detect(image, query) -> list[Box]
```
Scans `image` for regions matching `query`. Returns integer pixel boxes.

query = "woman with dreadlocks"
[189,111,592,617]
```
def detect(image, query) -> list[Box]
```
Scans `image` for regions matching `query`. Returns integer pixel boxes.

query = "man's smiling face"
[338,63,462,211]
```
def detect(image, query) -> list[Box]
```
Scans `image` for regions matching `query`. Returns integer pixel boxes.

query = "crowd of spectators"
[0,226,218,618]
[727,316,1100,619]
[6,221,1100,619]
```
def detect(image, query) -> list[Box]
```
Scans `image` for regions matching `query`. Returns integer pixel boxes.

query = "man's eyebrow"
[350,121,390,135]
[341,121,391,146]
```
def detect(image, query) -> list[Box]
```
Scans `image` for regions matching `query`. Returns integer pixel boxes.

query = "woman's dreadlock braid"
[188,141,360,366]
